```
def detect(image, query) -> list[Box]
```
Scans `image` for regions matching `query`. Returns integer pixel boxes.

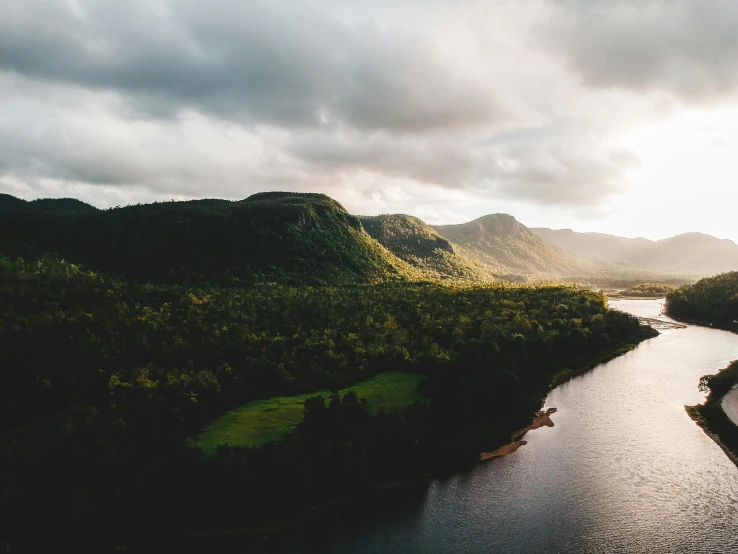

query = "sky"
[1,0,737,241]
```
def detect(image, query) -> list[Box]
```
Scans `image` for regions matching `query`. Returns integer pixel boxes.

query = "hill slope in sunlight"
[434,214,576,276]
[359,214,495,281]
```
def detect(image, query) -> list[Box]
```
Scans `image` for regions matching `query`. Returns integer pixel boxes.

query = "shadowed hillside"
[0,192,421,285]
[359,214,494,281]
[434,214,575,275]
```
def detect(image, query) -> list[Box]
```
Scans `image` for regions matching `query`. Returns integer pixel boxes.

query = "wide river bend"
[220,299,738,553]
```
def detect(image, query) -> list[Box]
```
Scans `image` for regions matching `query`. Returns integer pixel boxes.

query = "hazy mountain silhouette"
[434,214,576,275]
[532,228,738,277]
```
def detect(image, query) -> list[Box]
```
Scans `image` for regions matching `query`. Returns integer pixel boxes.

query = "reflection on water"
[218,300,738,553]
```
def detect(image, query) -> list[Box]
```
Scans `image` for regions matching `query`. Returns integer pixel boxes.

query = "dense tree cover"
[359,214,494,282]
[666,272,738,330]
[0,254,656,546]
[0,192,421,285]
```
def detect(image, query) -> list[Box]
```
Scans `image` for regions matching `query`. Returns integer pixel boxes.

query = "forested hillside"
[666,272,738,330]
[359,214,494,281]
[0,253,656,547]
[434,214,575,275]
[2,192,703,285]
[0,192,421,285]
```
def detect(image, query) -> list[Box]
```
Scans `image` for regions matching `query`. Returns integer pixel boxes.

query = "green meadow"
[196,371,427,455]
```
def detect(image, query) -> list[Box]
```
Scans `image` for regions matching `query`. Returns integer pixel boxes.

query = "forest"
[0,252,657,548]
[665,272,738,330]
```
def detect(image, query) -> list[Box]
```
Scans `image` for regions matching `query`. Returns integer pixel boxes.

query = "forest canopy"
[0,253,656,546]
[666,272,738,330]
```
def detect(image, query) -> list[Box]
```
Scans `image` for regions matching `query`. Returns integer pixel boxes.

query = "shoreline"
[174,340,653,546]
[480,408,557,461]
[685,405,738,468]
[662,311,738,335]
[607,295,666,300]
[665,314,738,467]
[103,336,658,551]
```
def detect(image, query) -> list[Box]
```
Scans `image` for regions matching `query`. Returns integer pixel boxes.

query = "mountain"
[531,228,738,278]
[0,192,421,285]
[6,191,720,285]
[358,214,494,281]
[629,233,738,276]
[434,214,576,275]
[531,228,652,262]
[0,194,98,215]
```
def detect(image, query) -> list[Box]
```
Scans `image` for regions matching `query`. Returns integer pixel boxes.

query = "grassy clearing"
[196,371,427,455]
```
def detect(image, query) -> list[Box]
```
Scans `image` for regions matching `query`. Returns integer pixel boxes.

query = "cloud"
[0,0,498,132]
[0,70,632,212]
[0,0,697,221]
[290,121,635,208]
[543,0,738,100]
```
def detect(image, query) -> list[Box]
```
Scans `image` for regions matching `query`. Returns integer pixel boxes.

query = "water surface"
[240,299,738,553]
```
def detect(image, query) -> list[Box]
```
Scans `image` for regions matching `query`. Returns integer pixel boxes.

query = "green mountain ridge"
[358,214,495,281]
[0,192,421,285]
[0,192,717,286]
[434,214,576,275]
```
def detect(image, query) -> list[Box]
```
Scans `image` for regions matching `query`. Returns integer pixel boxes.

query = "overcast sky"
[1,0,737,241]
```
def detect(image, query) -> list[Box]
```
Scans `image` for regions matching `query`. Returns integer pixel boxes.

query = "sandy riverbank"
[480,408,557,461]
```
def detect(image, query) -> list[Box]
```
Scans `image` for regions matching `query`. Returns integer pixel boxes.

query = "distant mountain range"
[1,191,734,285]
[531,228,738,278]
[434,215,575,276]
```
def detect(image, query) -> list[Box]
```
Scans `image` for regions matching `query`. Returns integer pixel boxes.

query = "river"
[221,299,738,553]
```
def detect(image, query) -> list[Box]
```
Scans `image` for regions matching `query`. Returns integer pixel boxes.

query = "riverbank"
[685,361,738,468]
[686,405,738,468]
[607,295,665,300]
[480,408,557,461]
[666,313,737,333]
[153,338,659,550]
[665,310,738,464]
[171,297,738,554]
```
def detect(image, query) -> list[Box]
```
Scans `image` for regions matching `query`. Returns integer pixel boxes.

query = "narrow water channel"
[236,299,738,553]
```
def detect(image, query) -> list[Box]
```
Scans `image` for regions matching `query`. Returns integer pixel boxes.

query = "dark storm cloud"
[0,0,496,132]
[544,0,738,99]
